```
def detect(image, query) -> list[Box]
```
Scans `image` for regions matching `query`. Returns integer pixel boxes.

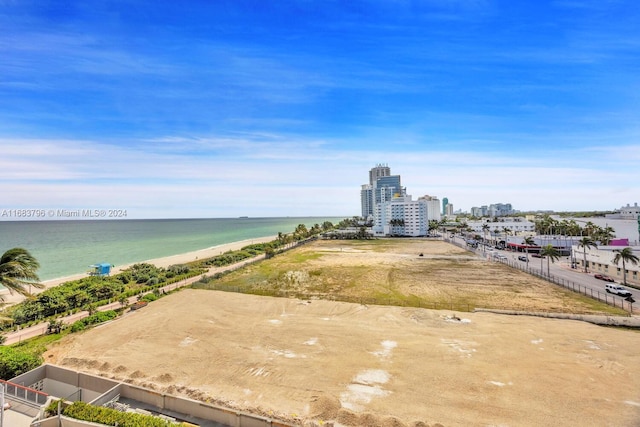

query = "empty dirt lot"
[44,239,640,426]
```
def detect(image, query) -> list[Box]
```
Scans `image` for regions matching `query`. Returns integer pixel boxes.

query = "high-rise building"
[361,164,403,220]
[470,203,515,217]
[369,164,391,185]
[445,202,454,216]
[442,197,449,215]
[360,184,373,219]
[374,175,404,205]
[419,195,442,222]
[362,164,438,237]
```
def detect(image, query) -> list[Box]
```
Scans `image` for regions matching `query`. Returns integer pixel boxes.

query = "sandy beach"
[0,235,276,306]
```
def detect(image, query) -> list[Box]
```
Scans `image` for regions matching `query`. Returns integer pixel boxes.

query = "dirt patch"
[42,239,640,426]
[44,290,640,426]
[212,239,619,314]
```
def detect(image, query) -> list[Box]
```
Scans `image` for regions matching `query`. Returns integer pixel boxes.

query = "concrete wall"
[474,308,640,327]
[42,378,80,402]
[120,383,277,427]
[34,415,108,427]
[88,384,121,406]
[36,413,292,427]
[20,365,295,427]
[26,365,119,402]
[10,364,46,388]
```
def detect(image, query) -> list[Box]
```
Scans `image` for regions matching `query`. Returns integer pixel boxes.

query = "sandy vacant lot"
[44,240,640,426]
[209,239,622,315]
[45,291,640,426]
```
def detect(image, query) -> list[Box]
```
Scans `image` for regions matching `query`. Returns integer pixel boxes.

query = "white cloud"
[2,133,638,218]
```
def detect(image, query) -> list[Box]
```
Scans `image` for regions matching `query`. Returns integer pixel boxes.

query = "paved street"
[448,235,638,314]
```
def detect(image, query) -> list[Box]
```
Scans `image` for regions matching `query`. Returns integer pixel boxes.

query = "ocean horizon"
[0,217,343,282]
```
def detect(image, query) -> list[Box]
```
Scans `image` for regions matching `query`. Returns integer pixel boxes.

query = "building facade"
[360,184,374,219]
[372,195,429,237]
[572,245,640,286]
[369,163,391,185]
[606,203,640,220]
[470,203,515,217]
[362,164,439,237]
[419,195,442,223]
[361,164,402,220]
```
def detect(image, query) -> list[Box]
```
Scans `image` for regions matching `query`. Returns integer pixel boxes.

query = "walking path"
[4,236,637,345]
[2,254,266,345]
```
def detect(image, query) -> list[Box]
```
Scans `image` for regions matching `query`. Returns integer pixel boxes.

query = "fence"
[0,379,49,406]
[445,237,635,314]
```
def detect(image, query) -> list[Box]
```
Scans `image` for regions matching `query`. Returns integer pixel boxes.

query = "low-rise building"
[572,245,640,286]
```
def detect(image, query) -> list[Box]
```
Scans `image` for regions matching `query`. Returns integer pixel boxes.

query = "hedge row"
[56,401,175,427]
[70,310,118,332]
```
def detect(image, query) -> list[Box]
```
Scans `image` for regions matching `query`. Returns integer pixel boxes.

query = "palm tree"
[428,220,439,236]
[0,248,43,300]
[501,227,512,249]
[523,237,535,267]
[540,244,560,277]
[294,224,309,240]
[595,226,615,245]
[577,237,597,273]
[583,221,596,238]
[482,224,490,254]
[612,247,639,285]
[321,221,334,231]
[566,220,581,237]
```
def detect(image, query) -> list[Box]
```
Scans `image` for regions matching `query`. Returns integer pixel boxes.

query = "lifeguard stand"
[88,263,112,276]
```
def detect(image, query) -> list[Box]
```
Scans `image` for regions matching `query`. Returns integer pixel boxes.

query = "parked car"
[518,255,528,262]
[594,274,615,282]
[531,253,544,258]
[605,283,632,297]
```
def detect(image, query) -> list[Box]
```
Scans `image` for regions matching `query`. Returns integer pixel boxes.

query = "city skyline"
[2,1,639,219]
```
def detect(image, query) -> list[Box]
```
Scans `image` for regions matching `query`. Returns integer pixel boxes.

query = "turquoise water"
[0,217,342,281]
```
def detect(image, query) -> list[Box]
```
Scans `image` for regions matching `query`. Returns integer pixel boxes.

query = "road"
[3,236,637,345]
[448,235,638,314]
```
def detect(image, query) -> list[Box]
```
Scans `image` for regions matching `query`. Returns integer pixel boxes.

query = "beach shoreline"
[1,235,277,306]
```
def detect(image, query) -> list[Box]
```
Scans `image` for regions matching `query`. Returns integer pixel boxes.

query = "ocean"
[0,217,343,281]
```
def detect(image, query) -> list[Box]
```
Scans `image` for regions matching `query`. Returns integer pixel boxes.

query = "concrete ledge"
[473,308,640,328]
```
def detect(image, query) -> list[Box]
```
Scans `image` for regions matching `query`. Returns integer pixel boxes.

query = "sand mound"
[155,373,174,383]
[307,394,341,420]
[129,370,145,378]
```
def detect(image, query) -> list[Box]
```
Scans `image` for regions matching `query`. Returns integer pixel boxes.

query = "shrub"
[140,293,158,303]
[62,401,172,427]
[70,310,118,333]
[0,347,42,380]
[70,322,86,333]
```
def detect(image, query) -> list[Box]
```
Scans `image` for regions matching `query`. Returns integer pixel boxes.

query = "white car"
[605,283,632,297]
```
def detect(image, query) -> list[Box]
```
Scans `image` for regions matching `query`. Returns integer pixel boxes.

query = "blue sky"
[1,0,639,219]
